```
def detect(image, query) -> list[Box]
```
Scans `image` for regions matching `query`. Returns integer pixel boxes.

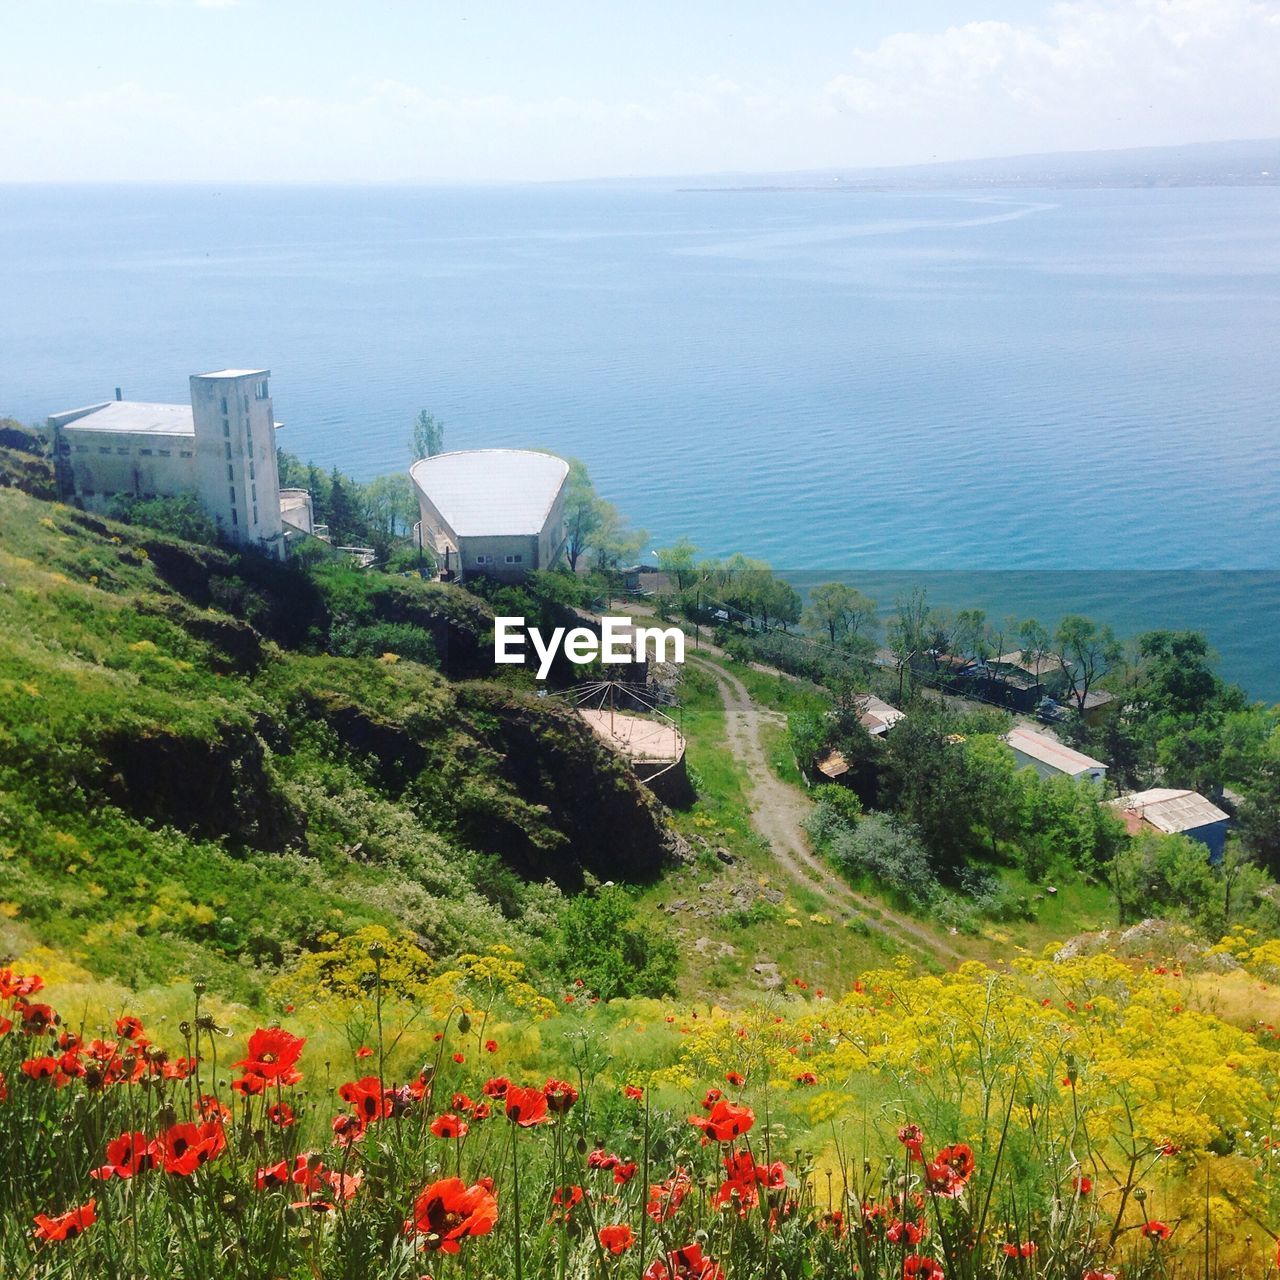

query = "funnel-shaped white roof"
[410,449,569,538]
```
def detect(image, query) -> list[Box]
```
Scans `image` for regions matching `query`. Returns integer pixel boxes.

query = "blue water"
[0,184,1277,696]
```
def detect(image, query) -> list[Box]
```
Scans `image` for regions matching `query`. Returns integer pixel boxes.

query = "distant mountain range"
[679,137,1280,192]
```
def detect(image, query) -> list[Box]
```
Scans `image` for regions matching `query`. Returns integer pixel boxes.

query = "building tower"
[190,369,284,555]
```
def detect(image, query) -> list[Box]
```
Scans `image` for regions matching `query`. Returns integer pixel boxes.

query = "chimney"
[115,387,123,401]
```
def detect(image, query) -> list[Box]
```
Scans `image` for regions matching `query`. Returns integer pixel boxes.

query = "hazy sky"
[3,0,1278,182]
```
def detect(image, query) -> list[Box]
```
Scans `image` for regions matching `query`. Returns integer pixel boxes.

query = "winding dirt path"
[692,656,965,966]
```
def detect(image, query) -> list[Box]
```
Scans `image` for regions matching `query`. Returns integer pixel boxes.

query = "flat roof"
[1108,788,1229,834]
[194,368,269,379]
[410,449,569,538]
[55,401,195,437]
[1005,725,1106,774]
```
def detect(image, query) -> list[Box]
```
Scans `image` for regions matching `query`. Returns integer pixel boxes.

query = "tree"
[562,459,602,572]
[326,468,359,546]
[803,582,878,652]
[887,586,931,701]
[411,410,445,459]
[656,537,698,590]
[1110,831,1219,931]
[588,500,646,577]
[361,473,419,542]
[1055,615,1122,714]
[552,886,678,999]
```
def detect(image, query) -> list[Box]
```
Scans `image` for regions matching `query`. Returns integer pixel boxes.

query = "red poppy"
[267,1102,295,1128]
[20,1056,63,1084]
[197,1095,232,1122]
[1003,1242,1037,1257]
[1142,1220,1172,1241]
[924,1160,966,1199]
[484,1039,499,1053]
[338,1076,391,1126]
[33,1200,96,1244]
[647,1170,692,1222]
[0,968,44,999]
[356,1046,374,1060]
[90,1132,159,1181]
[933,1144,975,1182]
[233,1027,304,1085]
[431,1113,469,1139]
[613,1160,638,1186]
[902,1257,944,1280]
[599,1223,636,1255]
[550,1184,583,1221]
[643,1243,724,1280]
[701,1087,723,1110]
[623,1084,644,1101]
[115,1015,144,1041]
[1073,1175,1093,1195]
[452,1052,465,1064]
[1083,1272,1117,1280]
[162,1121,226,1176]
[897,1124,924,1159]
[332,1113,365,1146]
[725,1070,746,1086]
[689,1099,755,1142]
[505,1085,550,1126]
[544,1078,579,1113]
[404,1177,499,1253]
[796,1071,818,1086]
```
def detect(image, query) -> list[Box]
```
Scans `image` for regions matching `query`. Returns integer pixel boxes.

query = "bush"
[830,812,937,903]
[108,492,219,545]
[551,885,679,999]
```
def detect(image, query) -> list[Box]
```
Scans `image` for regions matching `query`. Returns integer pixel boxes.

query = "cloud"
[822,0,1280,157]
[1,0,1277,179]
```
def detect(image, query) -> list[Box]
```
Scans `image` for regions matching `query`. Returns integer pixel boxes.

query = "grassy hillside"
[0,489,678,1004]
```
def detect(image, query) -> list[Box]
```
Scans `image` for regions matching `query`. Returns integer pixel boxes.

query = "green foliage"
[550,885,679,999]
[1111,830,1221,932]
[411,408,445,458]
[107,491,219,545]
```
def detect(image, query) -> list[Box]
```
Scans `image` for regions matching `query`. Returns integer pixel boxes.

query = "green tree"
[1111,830,1219,931]
[361,473,419,541]
[552,886,678,999]
[656,537,698,590]
[562,459,602,572]
[803,582,878,652]
[411,410,445,459]
[1055,615,1122,715]
[326,468,359,546]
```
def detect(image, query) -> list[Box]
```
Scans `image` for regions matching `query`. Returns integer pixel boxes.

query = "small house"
[1004,726,1107,784]
[1107,788,1230,862]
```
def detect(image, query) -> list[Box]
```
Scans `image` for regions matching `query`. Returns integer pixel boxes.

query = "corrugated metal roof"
[410,449,569,538]
[856,693,905,736]
[1108,788,1229,835]
[816,750,850,779]
[995,651,1065,678]
[1005,726,1107,775]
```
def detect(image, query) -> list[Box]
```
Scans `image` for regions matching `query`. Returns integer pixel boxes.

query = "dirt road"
[693,656,965,966]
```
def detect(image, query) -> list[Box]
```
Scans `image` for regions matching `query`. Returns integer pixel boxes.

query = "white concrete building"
[49,369,291,557]
[1005,725,1108,784]
[409,449,569,581]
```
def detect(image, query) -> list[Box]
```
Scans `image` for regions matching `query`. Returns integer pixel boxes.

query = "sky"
[2,0,1278,182]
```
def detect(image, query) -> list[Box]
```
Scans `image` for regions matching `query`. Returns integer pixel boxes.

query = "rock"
[752,962,783,990]
[715,846,735,865]
[693,936,736,959]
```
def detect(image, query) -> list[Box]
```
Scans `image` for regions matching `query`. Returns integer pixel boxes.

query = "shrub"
[551,885,679,999]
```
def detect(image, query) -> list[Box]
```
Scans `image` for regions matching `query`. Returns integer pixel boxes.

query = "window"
[228,486,236,506]
[251,484,257,502]
[180,450,193,458]
[116,447,129,455]
[475,554,493,565]
[220,397,228,414]
[158,449,171,458]
[254,380,269,400]
[227,465,234,482]
[231,509,238,527]
[252,505,259,524]
[225,442,232,460]
[75,444,88,453]
[504,554,523,564]
[223,421,230,438]
[98,446,112,455]
[139,448,153,456]
[248,461,255,480]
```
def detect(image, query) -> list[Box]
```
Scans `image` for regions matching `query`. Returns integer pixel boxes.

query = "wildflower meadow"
[4,938,1280,1279]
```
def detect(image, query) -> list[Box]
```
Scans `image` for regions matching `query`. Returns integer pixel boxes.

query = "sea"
[1,182,1277,698]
